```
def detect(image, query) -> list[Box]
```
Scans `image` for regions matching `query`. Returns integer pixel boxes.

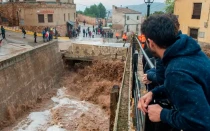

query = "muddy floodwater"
[2,60,124,131]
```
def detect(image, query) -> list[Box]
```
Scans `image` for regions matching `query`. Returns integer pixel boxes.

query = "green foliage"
[78,3,106,18]
[152,11,165,15]
[97,3,106,18]
[165,0,175,14]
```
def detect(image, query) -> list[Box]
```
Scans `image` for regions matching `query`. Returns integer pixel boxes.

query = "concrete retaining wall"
[0,41,63,123]
[64,43,128,60]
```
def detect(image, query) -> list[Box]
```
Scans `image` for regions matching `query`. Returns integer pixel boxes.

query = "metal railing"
[132,35,155,131]
[135,37,155,69]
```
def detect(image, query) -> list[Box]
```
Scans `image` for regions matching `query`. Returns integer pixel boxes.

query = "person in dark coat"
[22,28,26,38]
[42,29,46,42]
[83,29,85,37]
[138,14,210,131]
[1,26,5,39]
[34,31,37,43]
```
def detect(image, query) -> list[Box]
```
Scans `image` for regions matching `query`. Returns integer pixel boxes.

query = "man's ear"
[148,38,155,48]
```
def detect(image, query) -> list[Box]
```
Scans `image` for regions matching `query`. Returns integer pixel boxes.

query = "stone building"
[112,5,142,36]
[174,0,210,43]
[0,0,76,36]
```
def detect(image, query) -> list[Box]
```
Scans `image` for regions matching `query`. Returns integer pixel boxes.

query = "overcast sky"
[75,0,165,11]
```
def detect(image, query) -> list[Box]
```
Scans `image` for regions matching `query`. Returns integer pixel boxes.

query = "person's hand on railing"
[142,74,152,84]
[148,104,162,122]
[137,91,153,114]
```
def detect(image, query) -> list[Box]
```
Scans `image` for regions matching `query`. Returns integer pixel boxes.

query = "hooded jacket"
[152,33,210,131]
[146,58,165,85]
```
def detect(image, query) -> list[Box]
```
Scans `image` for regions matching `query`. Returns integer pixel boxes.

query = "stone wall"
[77,14,105,26]
[20,24,67,37]
[64,43,128,60]
[0,41,64,124]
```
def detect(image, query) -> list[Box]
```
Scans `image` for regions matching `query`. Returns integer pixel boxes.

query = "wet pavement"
[0,24,129,62]
[3,30,45,46]
[59,23,130,51]
[0,39,33,61]
[0,30,52,62]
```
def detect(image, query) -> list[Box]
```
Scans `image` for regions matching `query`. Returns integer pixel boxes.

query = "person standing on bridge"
[86,28,88,37]
[45,31,49,41]
[83,20,86,26]
[138,34,146,49]
[115,32,120,40]
[138,14,210,131]
[1,26,5,39]
[83,29,85,37]
[42,29,46,42]
[122,32,127,47]
[95,27,98,35]
[34,31,37,43]
[22,28,26,38]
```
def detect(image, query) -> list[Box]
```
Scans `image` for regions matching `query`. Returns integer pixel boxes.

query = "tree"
[98,3,106,18]
[165,0,175,14]
[81,3,107,18]
[152,11,165,15]
[89,4,99,17]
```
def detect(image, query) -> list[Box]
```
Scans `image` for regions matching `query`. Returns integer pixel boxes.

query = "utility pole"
[144,0,154,17]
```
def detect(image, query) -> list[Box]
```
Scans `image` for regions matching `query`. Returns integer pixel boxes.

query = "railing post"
[110,85,119,131]
[132,50,138,98]
[132,35,136,69]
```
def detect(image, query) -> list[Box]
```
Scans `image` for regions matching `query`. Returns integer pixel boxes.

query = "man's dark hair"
[164,14,180,34]
[141,14,177,49]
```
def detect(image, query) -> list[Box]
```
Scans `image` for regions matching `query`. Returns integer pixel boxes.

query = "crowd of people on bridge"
[137,14,210,131]
[0,25,60,44]
[82,26,114,39]
[82,20,114,39]
[42,27,57,42]
[68,25,81,38]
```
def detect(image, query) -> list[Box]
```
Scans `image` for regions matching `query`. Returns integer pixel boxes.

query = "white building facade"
[112,5,142,36]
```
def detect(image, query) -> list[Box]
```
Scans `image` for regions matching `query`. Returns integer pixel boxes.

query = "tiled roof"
[115,7,141,14]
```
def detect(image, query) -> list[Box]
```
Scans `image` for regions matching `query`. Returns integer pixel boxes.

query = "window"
[199,32,205,38]
[127,16,129,20]
[137,16,139,20]
[68,13,70,20]
[127,25,129,32]
[192,3,202,19]
[64,14,66,21]
[48,14,53,22]
[38,14,44,23]
[189,28,198,39]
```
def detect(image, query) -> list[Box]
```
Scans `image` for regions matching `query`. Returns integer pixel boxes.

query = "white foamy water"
[13,87,91,131]
[47,125,66,131]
